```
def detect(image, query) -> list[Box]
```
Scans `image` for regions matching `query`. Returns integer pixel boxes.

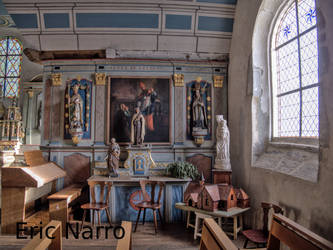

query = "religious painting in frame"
[106,76,171,144]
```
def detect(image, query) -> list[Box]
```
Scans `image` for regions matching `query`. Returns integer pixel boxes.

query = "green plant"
[166,161,200,180]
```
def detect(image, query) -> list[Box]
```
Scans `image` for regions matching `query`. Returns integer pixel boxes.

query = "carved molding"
[173,73,184,87]
[95,73,106,85]
[213,75,224,88]
[51,73,62,86]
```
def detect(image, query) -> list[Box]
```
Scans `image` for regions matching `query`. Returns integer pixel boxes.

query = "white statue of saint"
[214,115,231,170]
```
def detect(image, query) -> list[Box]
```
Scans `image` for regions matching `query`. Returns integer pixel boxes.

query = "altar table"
[175,202,250,240]
[87,175,190,223]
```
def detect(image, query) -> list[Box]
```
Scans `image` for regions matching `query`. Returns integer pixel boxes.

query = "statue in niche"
[37,101,42,130]
[215,115,231,170]
[69,84,83,129]
[192,82,208,129]
[106,138,120,177]
[131,107,145,146]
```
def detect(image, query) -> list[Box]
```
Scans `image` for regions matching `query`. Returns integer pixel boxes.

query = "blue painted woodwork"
[165,14,192,30]
[76,13,159,28]
[64,79,92,140]
[114,185,164,222]
[10,14,38,29]
[44,13,70,28]
[171,185,184,222]
[198,16,234,32]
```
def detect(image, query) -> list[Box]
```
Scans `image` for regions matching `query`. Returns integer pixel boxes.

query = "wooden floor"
[0,222,198,250]
[0,222,248,250]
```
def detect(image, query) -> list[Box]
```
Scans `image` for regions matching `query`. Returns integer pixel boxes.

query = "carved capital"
[213,75,224,88]
[27,90,34,98]
[173,73,184,87]
[51,73,62,86]
[95,73,106,85]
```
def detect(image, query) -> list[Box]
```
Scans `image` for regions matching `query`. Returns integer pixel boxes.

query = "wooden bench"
[116,221,132,250]
[200,215,333,250]
[47,184,83,236]
[22,220,62,250]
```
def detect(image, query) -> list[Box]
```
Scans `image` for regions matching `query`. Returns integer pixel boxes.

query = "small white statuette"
[214,115,231,170]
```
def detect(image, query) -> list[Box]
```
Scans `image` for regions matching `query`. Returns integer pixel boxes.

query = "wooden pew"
[116,221,132,250]
[47,184,83,236]
[22,220,62,250]
[200,215,333,250]
[267,214,333,250]
[200,218,238,250]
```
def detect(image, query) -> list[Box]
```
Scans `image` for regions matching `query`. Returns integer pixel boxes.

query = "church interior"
[0,0,332,249]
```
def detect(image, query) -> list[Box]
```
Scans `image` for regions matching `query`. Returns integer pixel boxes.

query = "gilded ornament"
[213,75,224,88]
[173,73,184,87]
[207,96,211,102]
[65,113,69,118]
[51,73,62,86]
[95,73,106,85]
[27,90,34,98]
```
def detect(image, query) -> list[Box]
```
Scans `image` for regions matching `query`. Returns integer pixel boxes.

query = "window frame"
[0,36,23,98]
[269,0,319,143]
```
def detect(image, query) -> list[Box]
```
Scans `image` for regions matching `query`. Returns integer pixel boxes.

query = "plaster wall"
[229,0,333,240]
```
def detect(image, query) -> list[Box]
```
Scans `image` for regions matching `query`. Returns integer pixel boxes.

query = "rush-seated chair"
[134,180,165,234]
[242,202,283,248]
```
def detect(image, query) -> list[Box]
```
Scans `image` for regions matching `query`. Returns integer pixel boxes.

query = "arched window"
[271,0,318,138]
[0,37,22,98]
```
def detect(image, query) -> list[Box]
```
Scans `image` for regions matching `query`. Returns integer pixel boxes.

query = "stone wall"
[229,0,333,241]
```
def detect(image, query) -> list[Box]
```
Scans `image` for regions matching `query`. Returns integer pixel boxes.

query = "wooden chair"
[134,180,165,234]
[242,202,283,248]
[80,181,112,230]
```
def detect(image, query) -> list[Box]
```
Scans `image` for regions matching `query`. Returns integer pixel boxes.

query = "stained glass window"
[0,37,22,98]
[272,0,319,138]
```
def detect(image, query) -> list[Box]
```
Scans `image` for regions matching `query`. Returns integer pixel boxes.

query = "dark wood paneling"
[186,154,212,183]
[64,153,90,187]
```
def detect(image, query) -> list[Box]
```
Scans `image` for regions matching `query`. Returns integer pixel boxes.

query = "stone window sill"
[252,142,319,183]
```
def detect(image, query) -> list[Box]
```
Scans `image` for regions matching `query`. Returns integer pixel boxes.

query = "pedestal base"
[212,169,232,185]
[124,145,156,176]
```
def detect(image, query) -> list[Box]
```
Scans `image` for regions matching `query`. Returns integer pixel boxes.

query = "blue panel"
[197,0,237,4]
[0,0,8,15]
[198,16,234,32]
[76,13,159,28]
[44,13,69,28]
[10,14,38,29]
[114,186,164,222]
[172,185,184,222]
[165,14,192,30]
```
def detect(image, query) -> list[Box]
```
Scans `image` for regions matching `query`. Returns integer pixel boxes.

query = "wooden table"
[175,202,250,240]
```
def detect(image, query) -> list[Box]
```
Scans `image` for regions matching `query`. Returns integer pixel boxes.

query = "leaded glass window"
[272,0,319,138]
[0,37,22,98]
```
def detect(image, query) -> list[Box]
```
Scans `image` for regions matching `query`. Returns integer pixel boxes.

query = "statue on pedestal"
[214,115,231,170]
[106,138,120,177]
[192,83,208,129]
[191,81,208,146]
[131,107,145,146]
[69,84,83,129]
